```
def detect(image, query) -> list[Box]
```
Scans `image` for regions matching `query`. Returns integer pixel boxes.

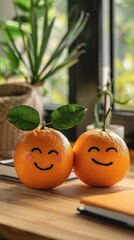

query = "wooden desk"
[0,161,134,240]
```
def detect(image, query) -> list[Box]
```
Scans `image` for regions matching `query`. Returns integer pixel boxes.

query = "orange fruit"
[14,127,73,189]
[73,129,130,187]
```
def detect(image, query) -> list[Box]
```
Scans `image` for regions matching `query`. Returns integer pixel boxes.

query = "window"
[92,0,134,147]
[45,1,99,140]
[112,0,134,111]
[43,0,68,105]
[108,0,134,147]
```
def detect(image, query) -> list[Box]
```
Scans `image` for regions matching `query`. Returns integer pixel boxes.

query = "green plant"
[0,0,89,85]
[6,104,87,131]
[94,80,130,128]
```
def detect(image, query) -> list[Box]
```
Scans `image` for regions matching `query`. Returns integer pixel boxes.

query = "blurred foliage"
[0,0,89,104]
[114,0,134,110]
[93,80,130,128]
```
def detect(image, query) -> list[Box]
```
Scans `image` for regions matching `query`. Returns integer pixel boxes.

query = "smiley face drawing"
[14,128,73,189]
[73,129,130,187]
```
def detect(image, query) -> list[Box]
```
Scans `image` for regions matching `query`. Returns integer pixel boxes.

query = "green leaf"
[114,97,131,105]
[13,15,30,23]
[1,20,24,41]
[38,13,56,67]
[6,105,40,131]
[13,0,30,11]
[4,24,31,73]
[39,11,89,78]
[50,104,87,130]
[26,35,35,75]
[1,42,19,69]
[31,4,38,61]
[40,44,85,82]
[0,56,9,76]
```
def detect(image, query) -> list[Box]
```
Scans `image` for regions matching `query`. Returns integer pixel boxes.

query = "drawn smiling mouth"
[34,162,54,171]
[92,158,113,166]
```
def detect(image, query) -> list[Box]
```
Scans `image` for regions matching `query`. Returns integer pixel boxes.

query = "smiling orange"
[73,129,130,187]
[14,128,73,189]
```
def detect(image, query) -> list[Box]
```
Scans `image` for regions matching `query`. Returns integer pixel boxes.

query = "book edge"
[79,204,134,227]
[0,159,77,181]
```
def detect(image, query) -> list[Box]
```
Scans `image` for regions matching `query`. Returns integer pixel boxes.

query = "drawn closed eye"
[31,148,42,153]
[48,150,59,155]
[88,146,100,152]
[106,147,118,152]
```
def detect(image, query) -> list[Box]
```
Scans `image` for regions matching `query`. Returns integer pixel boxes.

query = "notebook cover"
[80,189,134,217]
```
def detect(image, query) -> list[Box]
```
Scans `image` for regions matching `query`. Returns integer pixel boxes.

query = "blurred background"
[0,0,134,148]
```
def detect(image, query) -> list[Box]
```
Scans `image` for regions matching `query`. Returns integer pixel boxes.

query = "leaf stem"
[102,107,112,131]
[40,121,46,130]
[40,121,52,130]
[45,122,52,126]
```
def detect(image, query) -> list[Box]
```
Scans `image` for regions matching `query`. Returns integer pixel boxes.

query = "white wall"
[0,0,14,18]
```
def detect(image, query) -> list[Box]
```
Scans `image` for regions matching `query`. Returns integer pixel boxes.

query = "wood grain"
[0,161,134,240]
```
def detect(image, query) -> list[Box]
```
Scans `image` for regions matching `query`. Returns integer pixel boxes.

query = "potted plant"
[0,0,89,159]
[86,79,130,139]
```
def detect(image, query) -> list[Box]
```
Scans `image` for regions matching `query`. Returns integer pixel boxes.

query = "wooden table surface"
[0,159,134,240]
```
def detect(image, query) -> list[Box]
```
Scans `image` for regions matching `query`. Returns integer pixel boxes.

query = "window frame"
[46,0,134,146]
[68,0,100,139]
[109,0,134,147]
[45,0,100,141]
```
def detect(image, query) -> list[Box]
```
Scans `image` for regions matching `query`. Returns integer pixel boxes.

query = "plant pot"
[86,124,125,139]
[0,83,44,160]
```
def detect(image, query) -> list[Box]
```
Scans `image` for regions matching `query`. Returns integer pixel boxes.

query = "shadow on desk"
[52,180,133,199]
[0,179,133,206]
